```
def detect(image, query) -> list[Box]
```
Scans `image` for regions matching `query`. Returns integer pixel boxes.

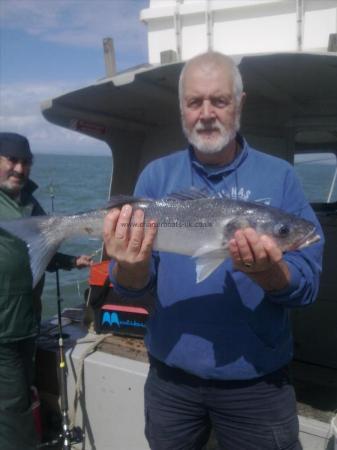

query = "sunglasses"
[1,155,33,166]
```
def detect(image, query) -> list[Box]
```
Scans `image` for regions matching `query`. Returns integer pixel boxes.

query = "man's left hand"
[228,227,290,291]
[228,227,282,273]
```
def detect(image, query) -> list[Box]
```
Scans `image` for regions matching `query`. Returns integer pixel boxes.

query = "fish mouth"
[293,230,320,250]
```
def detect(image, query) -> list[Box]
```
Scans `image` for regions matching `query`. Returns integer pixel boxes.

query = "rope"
[325,412,337,449]
[68,333,113,429]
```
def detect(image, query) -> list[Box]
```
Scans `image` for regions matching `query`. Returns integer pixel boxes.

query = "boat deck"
[36,307,337,449]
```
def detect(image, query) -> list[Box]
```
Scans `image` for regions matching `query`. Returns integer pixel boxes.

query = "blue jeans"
[144,356,302,450]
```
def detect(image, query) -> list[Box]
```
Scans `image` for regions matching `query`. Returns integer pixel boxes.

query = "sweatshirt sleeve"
[108,257,157,298]
[265,167,324,307]
[47,253,77,272]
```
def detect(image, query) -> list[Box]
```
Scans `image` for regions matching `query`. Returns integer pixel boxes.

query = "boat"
[36,1,337,449]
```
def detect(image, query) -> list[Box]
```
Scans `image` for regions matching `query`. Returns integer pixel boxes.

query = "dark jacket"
[0,180,75,341]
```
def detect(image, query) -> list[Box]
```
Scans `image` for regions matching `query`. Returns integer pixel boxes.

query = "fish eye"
[274,223,290,237]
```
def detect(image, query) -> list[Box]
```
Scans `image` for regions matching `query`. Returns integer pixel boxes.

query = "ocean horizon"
[31,153,112,319]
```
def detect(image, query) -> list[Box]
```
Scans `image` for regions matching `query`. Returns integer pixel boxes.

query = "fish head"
[266,212,320,251]
[224,205,320,252]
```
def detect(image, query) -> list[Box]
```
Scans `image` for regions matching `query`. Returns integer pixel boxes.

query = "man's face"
[181,64,242,155]
[0,156,31,196]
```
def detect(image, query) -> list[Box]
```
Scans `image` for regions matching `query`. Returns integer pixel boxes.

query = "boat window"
[294,152,337,204]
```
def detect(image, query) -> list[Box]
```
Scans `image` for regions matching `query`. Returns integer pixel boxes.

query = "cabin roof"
[41,52,337,143]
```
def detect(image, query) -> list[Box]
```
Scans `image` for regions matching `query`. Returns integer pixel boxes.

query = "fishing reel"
[37,425,83,449]
[59,423,84,449]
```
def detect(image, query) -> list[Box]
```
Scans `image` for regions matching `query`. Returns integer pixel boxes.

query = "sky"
[0,0,149,155]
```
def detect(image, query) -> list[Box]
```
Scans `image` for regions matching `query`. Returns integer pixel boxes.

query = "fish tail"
[0,216,63,287]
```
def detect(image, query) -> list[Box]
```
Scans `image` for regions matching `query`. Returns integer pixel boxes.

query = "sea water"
[31,153,112,319]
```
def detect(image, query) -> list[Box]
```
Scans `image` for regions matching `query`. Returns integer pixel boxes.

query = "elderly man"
[0,132,91,450]
[103,53,323,450]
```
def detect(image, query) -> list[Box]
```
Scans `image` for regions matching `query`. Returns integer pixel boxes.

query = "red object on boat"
[88,260,112,287]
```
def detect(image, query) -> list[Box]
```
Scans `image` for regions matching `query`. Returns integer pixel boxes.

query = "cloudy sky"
[0,0,149,155]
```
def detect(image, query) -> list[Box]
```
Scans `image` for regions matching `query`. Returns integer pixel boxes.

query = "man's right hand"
[103,204,157,290]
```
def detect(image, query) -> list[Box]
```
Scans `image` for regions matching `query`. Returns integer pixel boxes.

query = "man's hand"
[228,227,290,291]
[103,205,157,290]
[74,255,93,268]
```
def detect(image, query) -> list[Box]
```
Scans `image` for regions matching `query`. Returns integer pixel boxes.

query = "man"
[0,132,91,450]
[103,53,324,449]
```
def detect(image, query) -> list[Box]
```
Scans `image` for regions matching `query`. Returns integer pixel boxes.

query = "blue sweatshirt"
[111,136,324,380]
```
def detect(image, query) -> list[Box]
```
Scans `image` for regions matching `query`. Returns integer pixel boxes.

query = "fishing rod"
[55,270,83,449]
[38,184,83,449]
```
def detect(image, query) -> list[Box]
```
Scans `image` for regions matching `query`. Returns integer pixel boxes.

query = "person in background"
[103,52,324,450]
[0,132,92,450]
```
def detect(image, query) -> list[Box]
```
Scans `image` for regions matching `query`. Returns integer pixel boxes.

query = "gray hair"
[178,52,243,109]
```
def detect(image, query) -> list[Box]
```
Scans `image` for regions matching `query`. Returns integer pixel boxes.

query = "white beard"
[0,178,25,196]
[182,116,240,155]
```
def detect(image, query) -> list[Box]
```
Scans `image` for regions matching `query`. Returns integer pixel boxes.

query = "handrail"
[327,165,337,203]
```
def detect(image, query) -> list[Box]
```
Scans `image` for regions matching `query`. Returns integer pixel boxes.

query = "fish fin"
[106,194,160,210]
[0,216,63,288]
[107,189,210,205]
[195,253,227,283]
[192,246,229,283]
[254,197,271,206]
[225,217,251,236]
[106,195,141,209]
[166,187,212,201]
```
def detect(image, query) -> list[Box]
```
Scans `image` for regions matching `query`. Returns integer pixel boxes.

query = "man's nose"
[13,161,25,173]
[200,100,215,120]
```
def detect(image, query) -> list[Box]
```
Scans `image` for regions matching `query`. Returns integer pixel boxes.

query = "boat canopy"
[41,52,337,193]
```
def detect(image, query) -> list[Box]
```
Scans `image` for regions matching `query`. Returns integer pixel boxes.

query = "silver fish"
[0,193,320,287]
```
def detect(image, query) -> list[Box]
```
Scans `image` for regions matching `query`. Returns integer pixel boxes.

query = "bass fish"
[0,192,320,287]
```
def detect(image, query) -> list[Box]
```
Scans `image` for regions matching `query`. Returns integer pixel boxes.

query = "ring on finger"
[243,262,253,268]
